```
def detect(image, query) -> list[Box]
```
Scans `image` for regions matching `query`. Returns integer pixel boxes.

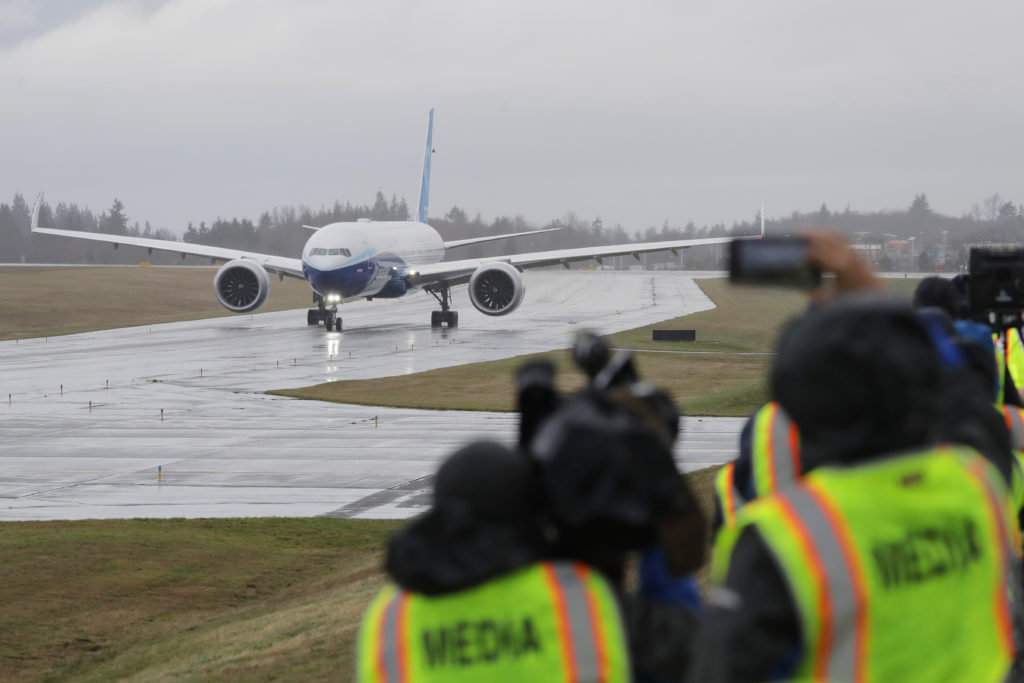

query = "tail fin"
[416,108,434,224]
[31,191,44,231]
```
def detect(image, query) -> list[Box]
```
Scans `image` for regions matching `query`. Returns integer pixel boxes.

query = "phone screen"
[729,238,821,286]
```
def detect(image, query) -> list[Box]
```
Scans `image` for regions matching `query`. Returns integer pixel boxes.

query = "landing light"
[327,294,341,303]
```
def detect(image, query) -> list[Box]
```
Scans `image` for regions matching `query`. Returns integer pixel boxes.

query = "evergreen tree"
[100,199,129,235]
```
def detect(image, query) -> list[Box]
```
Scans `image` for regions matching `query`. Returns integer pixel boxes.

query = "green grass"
[0,518,401,682]
[0,470,724,681]
[0,267,313,341]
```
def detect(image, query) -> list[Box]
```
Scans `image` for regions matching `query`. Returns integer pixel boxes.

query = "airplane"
[30,109,756,331]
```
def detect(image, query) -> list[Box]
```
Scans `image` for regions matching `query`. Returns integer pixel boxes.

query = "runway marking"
[322,475,435,518]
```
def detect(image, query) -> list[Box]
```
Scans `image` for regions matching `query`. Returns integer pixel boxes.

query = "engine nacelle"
[468,262,525,316]
[213,259,271,313]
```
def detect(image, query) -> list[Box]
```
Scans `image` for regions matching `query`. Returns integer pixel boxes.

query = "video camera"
[959,248,1024,327]
[514,332,703,580]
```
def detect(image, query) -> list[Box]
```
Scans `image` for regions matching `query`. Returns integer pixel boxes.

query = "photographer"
[694,294,1016,682]
[520,335,708,682]
[917,274,1023,408]
[692,233,1018,681]
[356,439,632,682]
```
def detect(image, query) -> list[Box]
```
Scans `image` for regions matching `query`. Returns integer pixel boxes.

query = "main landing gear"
[307,294,342,331]
[427,283,459,328]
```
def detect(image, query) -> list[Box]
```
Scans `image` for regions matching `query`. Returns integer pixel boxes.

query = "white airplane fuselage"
[301,221,445,302]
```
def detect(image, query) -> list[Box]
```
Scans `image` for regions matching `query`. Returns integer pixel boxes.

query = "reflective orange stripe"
[574,564,609,683]
[806,482,870,683]
[766,403,780,492]
[375,598,388,683]
[777,495,833,679]
[965,458,1016,659]
[397,593,411,683]
[722,463,737,528]
[788,421,801,478]
[542,561,578,683]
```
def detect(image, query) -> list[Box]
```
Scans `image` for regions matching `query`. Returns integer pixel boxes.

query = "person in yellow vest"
[1003,324,1024,403]
[713,401,801,535]
[935,273,1024,407]
[357,440,632,682]
[527,353,709,682]
[692,294,1018,682]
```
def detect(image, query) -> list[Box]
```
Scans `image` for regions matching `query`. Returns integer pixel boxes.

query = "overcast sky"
[1,0,1022,236]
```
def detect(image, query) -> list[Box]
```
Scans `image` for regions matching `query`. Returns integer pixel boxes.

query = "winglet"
[31,191,44,231]
[416,108,434,224]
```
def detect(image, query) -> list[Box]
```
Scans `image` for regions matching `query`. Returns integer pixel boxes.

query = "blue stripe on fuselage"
[302,252,409,299]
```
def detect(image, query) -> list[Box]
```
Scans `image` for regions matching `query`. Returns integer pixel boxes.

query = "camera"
[966,248,1024,317]
[729,237,822,287]
[516,332,701,579]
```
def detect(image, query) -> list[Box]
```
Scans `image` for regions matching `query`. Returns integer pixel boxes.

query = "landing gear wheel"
[335,319,342,332]
[323,312,335,330]
[307,309,320,326]
[427,284,458,328]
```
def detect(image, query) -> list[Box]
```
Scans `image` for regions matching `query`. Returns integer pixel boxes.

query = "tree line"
[2,189,1023,271]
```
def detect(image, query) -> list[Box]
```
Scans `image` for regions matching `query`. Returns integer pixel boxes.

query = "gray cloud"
[1,0,1022,234]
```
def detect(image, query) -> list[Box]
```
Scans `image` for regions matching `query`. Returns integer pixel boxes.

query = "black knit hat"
[386,441,546,596]
[771,293,941,467]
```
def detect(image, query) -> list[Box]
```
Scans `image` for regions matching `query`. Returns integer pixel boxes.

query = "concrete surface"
[0,271,743,520]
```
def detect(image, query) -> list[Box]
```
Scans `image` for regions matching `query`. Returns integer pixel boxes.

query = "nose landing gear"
[307,294,342,331]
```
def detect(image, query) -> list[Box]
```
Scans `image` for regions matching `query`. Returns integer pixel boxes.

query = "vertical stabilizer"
[417,109,435,224]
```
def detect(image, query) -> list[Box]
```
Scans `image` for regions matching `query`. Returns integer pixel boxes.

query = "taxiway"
[0,271,743,520]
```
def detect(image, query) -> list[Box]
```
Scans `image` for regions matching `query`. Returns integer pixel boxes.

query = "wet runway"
[0,271,743,520]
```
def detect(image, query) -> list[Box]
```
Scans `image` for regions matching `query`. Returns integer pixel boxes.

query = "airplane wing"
[30,193,305,279]
[405,235,746,288]
[442,227,561,250]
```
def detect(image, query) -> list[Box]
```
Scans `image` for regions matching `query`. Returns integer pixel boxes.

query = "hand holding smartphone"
[729,237,822,287]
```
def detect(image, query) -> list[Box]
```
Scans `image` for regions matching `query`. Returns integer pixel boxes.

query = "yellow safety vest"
[750,401,802,498]
[356,561,630,683]
[1005,328,1024,395]
[714,463,742,530]
[714,402,802,532]
[713,446,1015,682]
[1000,405,1024,556]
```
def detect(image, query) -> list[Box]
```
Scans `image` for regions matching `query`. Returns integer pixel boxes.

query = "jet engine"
[468,262,525,316]
[213,260,271,313]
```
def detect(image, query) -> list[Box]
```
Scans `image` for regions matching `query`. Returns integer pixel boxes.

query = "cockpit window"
[310,247,351,257]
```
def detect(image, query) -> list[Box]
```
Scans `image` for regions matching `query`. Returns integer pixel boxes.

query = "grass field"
[0,267,313,341]
[0,471,723,682]
[0,518,402,681]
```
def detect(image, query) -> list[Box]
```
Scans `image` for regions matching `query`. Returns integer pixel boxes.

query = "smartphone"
[729,237,822,287]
